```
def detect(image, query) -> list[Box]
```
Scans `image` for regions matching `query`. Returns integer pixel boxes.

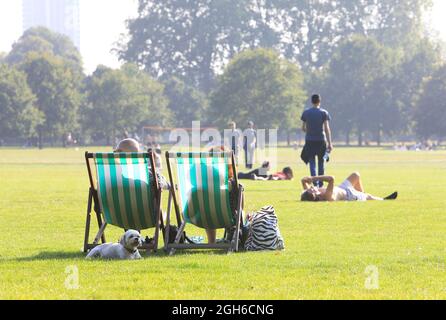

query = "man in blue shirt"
[300,94,333,187]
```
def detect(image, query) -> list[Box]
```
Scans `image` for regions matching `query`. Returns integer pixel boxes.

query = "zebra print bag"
[244,206,285,251]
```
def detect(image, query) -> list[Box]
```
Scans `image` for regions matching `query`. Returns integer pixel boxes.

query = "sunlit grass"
[0,147,445,299]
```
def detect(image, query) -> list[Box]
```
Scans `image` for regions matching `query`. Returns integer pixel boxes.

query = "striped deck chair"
[83,152,163,253]
[165,151,244,254]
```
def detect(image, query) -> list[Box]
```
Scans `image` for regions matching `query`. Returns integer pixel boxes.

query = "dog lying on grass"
[86,230,143,260]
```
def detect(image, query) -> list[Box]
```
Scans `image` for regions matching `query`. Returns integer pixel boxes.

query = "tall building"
[22,0,80,49]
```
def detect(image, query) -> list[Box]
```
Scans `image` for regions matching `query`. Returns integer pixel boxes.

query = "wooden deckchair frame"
[83,151,163,253]
[164,151,243,254]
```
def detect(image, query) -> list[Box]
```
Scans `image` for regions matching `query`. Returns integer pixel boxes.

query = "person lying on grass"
[238,162,294,181]
[255,167,294,181]
[114,138,169,190]
[237,161,270,179]
[300,172,398,202]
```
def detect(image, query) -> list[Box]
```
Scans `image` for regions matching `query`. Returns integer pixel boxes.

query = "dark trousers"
[301,140,327,187]
[238,168,268,180]
[309,156,325,187]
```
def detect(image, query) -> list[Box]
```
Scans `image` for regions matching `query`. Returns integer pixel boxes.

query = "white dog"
[86,230,143,260]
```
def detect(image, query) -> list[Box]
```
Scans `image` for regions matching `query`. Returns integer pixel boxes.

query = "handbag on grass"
[244,206,285,251]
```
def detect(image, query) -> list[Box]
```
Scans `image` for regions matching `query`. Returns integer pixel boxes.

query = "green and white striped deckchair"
[83,152,163,253]
[165,151,243,254]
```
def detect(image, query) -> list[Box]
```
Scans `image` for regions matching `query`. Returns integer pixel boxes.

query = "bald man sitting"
[114,139,168,190]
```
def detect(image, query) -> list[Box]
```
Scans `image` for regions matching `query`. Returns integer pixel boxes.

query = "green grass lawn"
[0,146,445,299]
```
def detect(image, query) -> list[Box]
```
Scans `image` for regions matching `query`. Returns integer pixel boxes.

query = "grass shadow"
[142,248,237,259]
[5,248,234,262]
[13,251,85,262]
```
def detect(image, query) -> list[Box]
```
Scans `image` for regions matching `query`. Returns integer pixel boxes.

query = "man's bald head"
[114,139,140,153]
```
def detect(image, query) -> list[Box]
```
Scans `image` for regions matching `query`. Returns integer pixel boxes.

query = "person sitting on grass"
[300,172,398,202]
[114,138,169,190]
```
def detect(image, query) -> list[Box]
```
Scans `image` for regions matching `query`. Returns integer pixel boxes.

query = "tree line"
[1,0,445,148]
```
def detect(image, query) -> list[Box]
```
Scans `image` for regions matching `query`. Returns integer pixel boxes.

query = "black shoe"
[384,192,398,200]
[144,236,153,244]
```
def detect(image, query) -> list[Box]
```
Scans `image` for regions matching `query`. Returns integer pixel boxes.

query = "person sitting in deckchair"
[300,172,398,202]
[204,145,243,244]
[114,138,140,153]
[115,139,168,190]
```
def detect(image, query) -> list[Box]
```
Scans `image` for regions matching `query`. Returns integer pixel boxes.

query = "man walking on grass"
[300,94,333,187]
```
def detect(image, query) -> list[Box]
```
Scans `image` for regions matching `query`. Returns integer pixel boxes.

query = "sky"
[0,0,138,73]
[0,0,445,74]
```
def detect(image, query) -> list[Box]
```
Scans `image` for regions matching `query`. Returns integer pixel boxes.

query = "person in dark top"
[300,94,333,187]
[227,121,242,164]
[238,162,294,181]
[238,161,270,179]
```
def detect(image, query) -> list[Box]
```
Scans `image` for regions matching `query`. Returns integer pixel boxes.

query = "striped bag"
[244,206,285,251]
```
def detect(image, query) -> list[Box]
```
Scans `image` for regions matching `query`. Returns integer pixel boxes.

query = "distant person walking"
[227,121,242,163]
[300,94,333,187]
[243,121,257,169]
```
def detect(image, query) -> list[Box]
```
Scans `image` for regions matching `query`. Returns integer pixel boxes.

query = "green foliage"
[121,0,432,93]
[389,38,442,134]
[0,1,442,145]
[323,37,401,145]
[415,65,446,139]
[20,52,81,146]
[319,34,443,145]
[82,64,170,144]
[121,0,268,93]
[209,48,306,130]
[162,76,208,128]
[6,27,83,80]
[0,64,43,139]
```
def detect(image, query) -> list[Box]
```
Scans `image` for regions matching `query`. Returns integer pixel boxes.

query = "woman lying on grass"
[300,172,398,202]
[238,161,294,181]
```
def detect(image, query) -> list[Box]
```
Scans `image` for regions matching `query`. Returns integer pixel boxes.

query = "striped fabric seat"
[93,153,156,230]
[172,152,235,229]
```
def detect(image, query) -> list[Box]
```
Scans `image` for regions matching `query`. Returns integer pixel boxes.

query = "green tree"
[120,0,274,93]
[120,0,432,94]
[323,36,398,146]
[389,38,442,135]
[415,65,446,139]
[82,64,170,145]
[20,52,81,148]
[273,0,432,71]
[162,76,208,128]
[6,27,83,81]
[0,64,43,140]
[209,48,306,132]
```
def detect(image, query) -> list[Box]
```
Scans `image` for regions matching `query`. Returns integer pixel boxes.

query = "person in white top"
[243,121,257,169]
[300,172,398,202]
